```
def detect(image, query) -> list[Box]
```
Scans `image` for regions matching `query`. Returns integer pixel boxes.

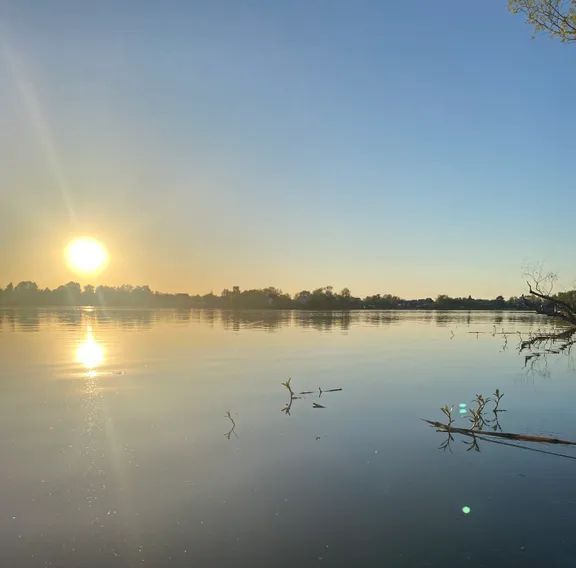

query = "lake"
[1,308,576,567]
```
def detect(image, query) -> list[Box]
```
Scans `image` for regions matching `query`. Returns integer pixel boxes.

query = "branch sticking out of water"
[281,378,295,398]
[424,420,576,446]
[281,378,342,414]
[440,405,454,427]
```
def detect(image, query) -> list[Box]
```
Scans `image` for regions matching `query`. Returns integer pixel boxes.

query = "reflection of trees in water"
[205,309,400,332]
[54,310,83,327]
[93,310,156,330]
[191,309,217,328]
[441,311,575,374]
[435,311,541,328]
[0,307,188,331]
[516,326,576,380]
[295,311,352,332]
[1,307,567,338]
[457,321,576,379]
[219,310,291,332]
[0,309,92,331]
[361,312,401,327]
[0,309,41,332]
[80,309,158,330]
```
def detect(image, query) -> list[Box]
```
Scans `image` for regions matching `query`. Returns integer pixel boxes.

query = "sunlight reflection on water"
[1,308,576,567]
[75,326,105,374]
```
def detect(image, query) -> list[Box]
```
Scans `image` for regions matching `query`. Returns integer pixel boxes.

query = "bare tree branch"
[509,0,576,42]
[524,281,576,325]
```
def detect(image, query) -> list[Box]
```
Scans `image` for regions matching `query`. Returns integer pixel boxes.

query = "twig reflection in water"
[427,388,576,460]
[224,410,238,440]
[511,326,576,379]
[281,378,342,415]
[431,423,576,461]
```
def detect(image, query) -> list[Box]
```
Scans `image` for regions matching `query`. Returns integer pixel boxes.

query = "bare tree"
[513,266,576,367]
[522,265,576,325]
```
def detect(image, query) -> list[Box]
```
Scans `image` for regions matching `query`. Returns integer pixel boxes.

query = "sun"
[66,237,109,275]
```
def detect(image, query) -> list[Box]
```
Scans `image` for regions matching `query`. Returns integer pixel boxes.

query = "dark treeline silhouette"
[0,281,533,311]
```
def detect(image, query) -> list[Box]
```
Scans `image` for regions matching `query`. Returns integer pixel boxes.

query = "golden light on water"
[66,237,108,275]
[76,327,105,371]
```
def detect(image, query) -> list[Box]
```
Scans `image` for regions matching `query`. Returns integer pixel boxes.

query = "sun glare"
[66,237,108,274]
[76,327,105,371]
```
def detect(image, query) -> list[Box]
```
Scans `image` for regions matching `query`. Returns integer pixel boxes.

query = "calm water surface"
[1,309,576,567]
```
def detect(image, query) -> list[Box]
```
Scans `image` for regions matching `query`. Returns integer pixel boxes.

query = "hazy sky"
[1,1,574,298]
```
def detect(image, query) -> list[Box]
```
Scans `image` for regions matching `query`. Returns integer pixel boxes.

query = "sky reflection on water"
[1,308,576,567]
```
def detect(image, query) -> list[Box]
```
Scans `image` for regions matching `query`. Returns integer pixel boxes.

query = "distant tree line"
[0,281,535,311]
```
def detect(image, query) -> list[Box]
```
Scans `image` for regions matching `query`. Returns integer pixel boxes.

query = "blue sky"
[1,1,574,297]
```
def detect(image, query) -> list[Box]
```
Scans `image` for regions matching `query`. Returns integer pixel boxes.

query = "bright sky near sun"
[1,1,575,297]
